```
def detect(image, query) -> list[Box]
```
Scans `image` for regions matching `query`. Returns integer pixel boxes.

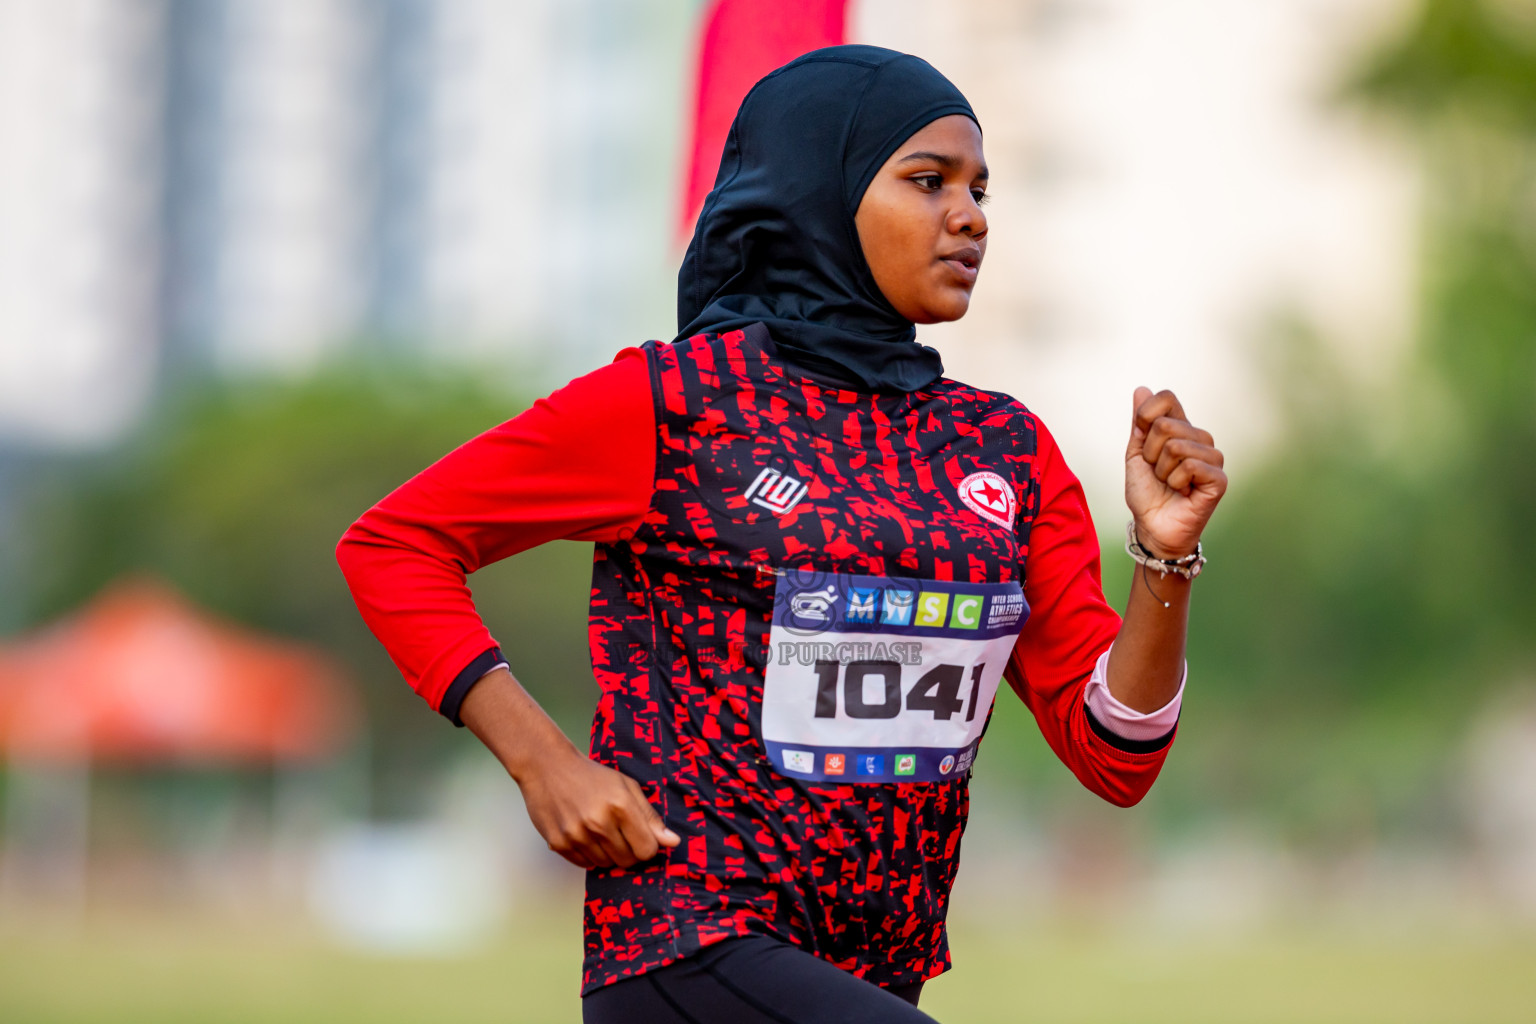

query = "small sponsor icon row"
[802,585,1022,632]
[782,749,948,777]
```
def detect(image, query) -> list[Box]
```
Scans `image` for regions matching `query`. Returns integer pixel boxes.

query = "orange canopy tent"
[0,577,358,763]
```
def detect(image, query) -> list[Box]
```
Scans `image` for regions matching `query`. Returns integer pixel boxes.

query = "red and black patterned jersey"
[336,322,1176,997]
[583,322,1039,990]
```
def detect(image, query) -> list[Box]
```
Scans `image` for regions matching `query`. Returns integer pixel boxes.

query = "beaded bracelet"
[1125,519,1206,580]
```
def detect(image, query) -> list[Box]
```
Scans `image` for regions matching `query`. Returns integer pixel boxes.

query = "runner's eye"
[971,188,990,206]
[911,174,942,191]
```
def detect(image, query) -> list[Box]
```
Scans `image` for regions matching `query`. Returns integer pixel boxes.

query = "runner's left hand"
[1124,387,1227,559]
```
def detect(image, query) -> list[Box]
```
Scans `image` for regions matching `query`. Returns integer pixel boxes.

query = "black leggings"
[582,934,938,1024]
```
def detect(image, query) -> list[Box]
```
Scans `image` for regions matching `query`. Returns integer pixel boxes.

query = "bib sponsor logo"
[788,584,838,624]
[880,589,914,625]
[856,754,884,776]
[939,754,956,775]
[745,466,808,516]
[950,594,983,630]
[988,592,1026,630]
[895,754,916,776]
[845,587,879,624]
[824,753,846,776]
[957,470,1017,530]
[782,749,815,774]
[915,592,949,627]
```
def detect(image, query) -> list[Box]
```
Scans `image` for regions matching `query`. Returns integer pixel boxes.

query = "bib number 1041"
[812,659,986,721]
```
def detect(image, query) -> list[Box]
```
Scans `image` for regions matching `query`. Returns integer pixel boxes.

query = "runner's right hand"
[518,747,681,870]
[459,667,680,870]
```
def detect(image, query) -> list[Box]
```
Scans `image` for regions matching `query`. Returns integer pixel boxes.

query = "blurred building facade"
[859,0,1416,506]
[1,0,1415,508]
[0,1,163,447]
[0,0,689,449]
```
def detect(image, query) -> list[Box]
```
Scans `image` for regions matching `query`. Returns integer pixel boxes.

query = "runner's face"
[854,115,988,324]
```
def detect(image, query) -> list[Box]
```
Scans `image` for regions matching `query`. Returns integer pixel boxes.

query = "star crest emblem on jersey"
[956,470,1017,530]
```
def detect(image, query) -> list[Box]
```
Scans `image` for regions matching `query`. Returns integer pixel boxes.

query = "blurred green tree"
[5,362,597,817]
[1163,0,1536,844]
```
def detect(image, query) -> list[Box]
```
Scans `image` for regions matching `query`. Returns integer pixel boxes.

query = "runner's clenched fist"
[1124,387,1227,559]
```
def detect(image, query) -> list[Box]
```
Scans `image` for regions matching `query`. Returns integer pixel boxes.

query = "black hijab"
[675,45,978,393]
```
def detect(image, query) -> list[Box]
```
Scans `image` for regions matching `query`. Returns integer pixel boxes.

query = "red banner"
[678,0,849,241]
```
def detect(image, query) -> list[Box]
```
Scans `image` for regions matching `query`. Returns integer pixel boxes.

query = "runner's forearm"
[461,666,678,871]
[1105,568,1190,714]
[460,667,584,784]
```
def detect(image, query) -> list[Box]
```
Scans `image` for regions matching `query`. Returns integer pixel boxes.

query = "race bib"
[760,568,1029,784]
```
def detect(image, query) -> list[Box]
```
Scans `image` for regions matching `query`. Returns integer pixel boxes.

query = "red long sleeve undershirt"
[335,347,656,718]
[1005,417,1177,805]
[336,346,1173,805]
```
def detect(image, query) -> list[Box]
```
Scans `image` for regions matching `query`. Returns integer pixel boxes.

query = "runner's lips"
[940,246,981,283]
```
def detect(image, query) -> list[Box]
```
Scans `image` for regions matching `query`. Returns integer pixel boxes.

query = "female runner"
[338,45,1227,1023]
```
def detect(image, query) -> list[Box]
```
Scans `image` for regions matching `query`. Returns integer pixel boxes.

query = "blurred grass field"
[3,907,1534,1024]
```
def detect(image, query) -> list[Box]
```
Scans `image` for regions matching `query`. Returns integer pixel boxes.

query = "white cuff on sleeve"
[478,660,510,681]
[1082,645,1185,742]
